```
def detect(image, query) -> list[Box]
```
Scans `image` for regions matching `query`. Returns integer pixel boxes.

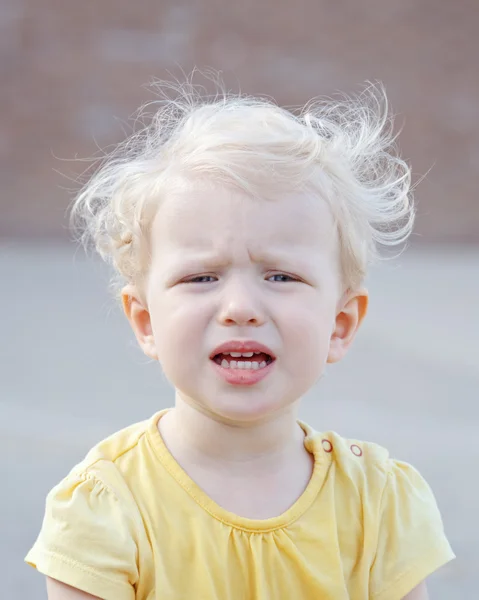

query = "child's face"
[124,181,367,423]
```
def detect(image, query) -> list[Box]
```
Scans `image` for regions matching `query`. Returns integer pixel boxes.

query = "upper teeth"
[221,359,268,370]
[225,352,260,358]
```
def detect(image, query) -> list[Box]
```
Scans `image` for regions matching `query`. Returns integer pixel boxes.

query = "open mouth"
[212,351,274,371]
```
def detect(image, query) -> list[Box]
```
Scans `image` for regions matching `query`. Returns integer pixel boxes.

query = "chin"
[203,393,294,425]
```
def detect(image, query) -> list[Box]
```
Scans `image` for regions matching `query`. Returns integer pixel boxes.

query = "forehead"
[151,182,338,259]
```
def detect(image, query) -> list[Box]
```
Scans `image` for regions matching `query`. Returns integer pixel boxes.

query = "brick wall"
[2,0,478,241]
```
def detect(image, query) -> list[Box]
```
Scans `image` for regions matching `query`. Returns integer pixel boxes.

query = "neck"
[160,392,306,469]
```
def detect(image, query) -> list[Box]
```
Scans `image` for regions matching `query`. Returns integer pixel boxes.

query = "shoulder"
[37,414,161,528]
[23,416,164,599]
[69,411,163,491]
[303,424,433,505]
[307,426,453,545]
[305,426,391,483]
[25,414,164,571]
[316,430,391,468]
[302,424,454,597]
[80,413,153,467]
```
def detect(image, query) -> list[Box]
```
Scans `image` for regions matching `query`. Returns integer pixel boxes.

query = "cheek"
[282,305,334,371]
[149,297,210,371]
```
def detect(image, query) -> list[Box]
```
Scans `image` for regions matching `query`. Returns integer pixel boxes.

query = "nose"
[217,277,266,327]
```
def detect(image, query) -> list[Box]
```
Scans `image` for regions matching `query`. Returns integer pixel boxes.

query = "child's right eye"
[184,275,217,284]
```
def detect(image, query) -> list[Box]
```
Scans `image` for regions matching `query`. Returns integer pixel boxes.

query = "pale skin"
[46,182,429,599]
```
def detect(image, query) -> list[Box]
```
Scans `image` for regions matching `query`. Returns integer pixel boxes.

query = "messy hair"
[71,76,414,293]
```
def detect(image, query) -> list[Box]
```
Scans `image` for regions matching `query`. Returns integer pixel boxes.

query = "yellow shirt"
[26,410,454,600]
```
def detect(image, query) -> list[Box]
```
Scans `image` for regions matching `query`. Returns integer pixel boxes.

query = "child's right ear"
[121,285,158,360]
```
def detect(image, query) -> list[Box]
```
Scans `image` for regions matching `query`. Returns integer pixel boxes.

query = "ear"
[327,289,368,364]
[121,284,158,360]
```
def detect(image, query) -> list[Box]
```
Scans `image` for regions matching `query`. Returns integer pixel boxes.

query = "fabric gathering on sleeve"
[369,459,455,600]
[25,468,139,600]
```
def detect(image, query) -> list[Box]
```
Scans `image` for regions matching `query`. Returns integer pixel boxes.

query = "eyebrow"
[165,249,317,274]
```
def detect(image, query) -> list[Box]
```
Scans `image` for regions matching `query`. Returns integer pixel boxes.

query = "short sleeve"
[25,470,139,600]
[369,459,455,600]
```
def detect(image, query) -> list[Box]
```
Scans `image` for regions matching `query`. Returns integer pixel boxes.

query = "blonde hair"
[71,77,414,292]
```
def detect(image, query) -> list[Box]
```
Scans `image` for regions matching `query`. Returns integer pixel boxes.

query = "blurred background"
[2,1,478,598]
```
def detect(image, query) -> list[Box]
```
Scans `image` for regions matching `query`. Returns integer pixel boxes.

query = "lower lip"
[210,359,275,386]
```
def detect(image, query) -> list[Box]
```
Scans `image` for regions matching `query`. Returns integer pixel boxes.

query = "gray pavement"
[2,242,478,598]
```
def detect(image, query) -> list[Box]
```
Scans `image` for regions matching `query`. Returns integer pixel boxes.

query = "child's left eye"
[267,273,297,283]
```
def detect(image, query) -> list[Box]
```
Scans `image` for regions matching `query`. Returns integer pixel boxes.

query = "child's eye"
[184,275,217,284]
[267,273,298,283]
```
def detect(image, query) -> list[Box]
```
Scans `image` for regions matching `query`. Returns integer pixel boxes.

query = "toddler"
[26,79,454,599]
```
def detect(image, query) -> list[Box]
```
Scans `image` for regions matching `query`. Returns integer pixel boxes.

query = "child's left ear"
[327,289,368,364]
